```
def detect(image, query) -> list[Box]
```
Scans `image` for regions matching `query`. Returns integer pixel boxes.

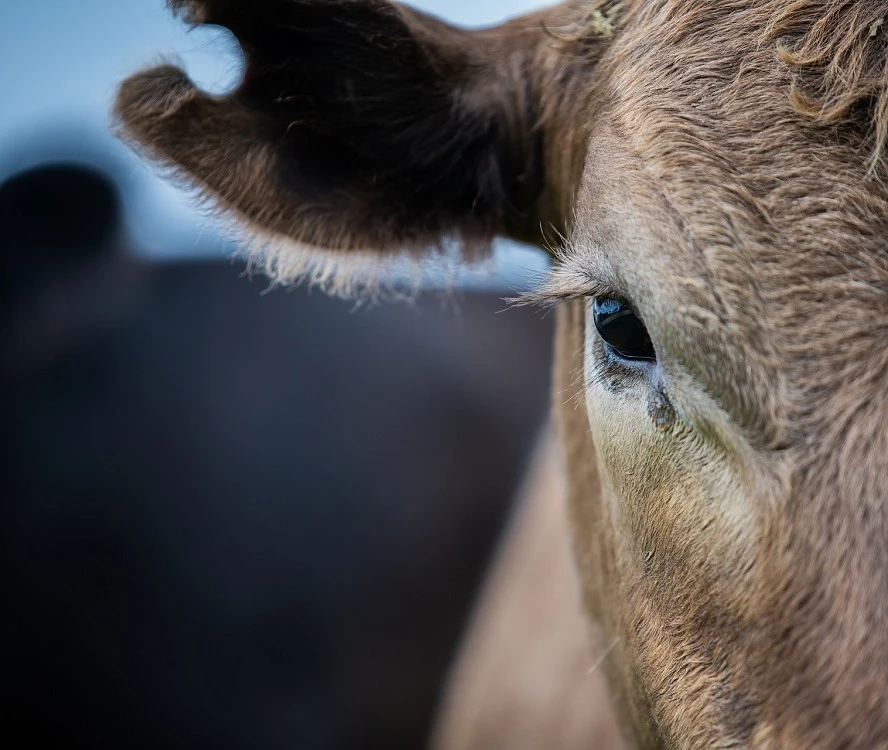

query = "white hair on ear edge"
[229,218,492,303]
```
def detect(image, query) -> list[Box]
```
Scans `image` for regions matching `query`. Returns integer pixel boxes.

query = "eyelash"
[515,268,614,308]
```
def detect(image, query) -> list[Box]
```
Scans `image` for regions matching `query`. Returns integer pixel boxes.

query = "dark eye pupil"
[592,297,656,361]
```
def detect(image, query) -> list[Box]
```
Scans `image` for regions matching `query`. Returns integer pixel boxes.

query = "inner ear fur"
[114,0,614,289]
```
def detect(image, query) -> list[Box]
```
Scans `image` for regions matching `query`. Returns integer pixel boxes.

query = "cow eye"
[592,297,656,362]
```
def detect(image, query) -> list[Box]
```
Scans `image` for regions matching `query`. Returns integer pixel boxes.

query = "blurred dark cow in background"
[0,157,553,749]
[116,0,888,747]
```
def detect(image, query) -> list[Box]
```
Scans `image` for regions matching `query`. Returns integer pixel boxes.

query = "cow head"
[115,1,888,746]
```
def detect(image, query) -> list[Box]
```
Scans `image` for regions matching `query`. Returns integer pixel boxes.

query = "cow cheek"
[584,378,683,534]
[583,376,758,583]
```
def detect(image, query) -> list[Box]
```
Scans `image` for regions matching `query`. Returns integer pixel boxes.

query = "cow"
[114,1,888,747]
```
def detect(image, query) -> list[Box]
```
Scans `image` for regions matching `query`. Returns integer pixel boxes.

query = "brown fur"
[113,0,606,295]
[115,1,888,747]
[768,0,888,167]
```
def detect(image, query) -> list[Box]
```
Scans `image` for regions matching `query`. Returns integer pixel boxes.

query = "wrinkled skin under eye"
[592,297,656,362]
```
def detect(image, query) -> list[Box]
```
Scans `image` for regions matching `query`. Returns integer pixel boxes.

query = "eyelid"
[517,262,617,307]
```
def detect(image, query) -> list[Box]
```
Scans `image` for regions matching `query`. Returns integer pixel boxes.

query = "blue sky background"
[2,0,549,282]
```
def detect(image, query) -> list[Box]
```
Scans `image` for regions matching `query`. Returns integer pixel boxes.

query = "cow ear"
[114,0,617,294]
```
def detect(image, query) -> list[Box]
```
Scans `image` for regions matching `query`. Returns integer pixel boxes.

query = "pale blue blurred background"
[1,0,549,281]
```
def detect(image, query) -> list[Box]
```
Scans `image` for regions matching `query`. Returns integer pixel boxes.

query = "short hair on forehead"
[603,1,888,170]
